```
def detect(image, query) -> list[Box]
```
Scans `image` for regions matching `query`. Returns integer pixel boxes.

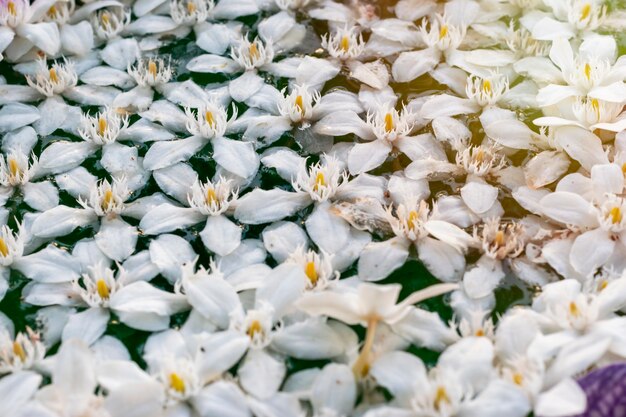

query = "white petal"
[22,181,59,212]
[213,137,259,179]
[143,136,206,171]
[417,237,466,282]
[14,245,81,283]
[392,49,439,83]
[30,206,97,238]
[238,349,286,399]
[460,181,499,214]
[199,215,242,256]
[357,238,410,282]
[62,307,110,346]
[37,141,97,176]
[234,189,310,224]
[540,192,599,228]
[305,203,351,254]
[347,140,392,174]
[272,320,345,360]
[140,204,206,235]
[570,229,615,276]
[182,273,239,328]
[95,218,138,262]
[311,364,356,416]
[148,234,196,283]
[261,221,309,263]
[535,378,586,417]
[463,256,505,299]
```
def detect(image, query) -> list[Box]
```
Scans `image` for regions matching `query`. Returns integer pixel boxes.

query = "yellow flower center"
[0,238,9,258]
[49,68,58,84]
[494,230,505,246]
[186,1,196,13]
[584,63,591,80]
[384,112,394,133]
[475,329,485,337]
[96,279,110,299]
[434,386,451,410]
[610,206,622,224]
[295,95,304,114]
[12,341,26,361]
[580,3,591,20]
[169,372,186,393]
[205,188,217,205]
[599,280,608,291]
[249,43,259,60]
[569,301,580,317]
[247,320,263,338]
[102,189,114,211]
[101,11,110,26]
[304,261,318,285]
[313,172,325,191]
[8,158,19,178]
[340,36,350,52]
[47,5,57,17]
[439,25,448,40]
[98,117,107,136]
[407,210,419,231]
[482,79,492,94]
[7,1,16,16]
[204,111,214,127]
[591,98,600,117]
[513,372,524,386]
[148,60,158,78]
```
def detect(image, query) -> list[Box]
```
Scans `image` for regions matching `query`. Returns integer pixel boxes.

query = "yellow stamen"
[249,43,259,59]
[148,60,158,78]
[295,95,304,114]
[313,172,325,191]
[169,373,185,393]
[621,163,626,175]
[304,261,318,285]
[101,11,110,26]
[96,279,110,299]
[494,230,505,246]
[407,210,419,231]
[513,373,524,386]
[340,36,350,51]
[49,68,58,84]
[439,25,448,40]
[0,238,9,258]
[247,320,263,338]
[475,148,485,163]
[204,111,215,127]
[584,63,591,80]
[7,1,16,16]
[610,207,622,224]
[384,113,394,133]
[206,188,217,205]
[482,79,492,94]
[580,3,591,20]
[186,1,196,13]
[475,329,485,337]
[98,117,107,136]
[8,158,19,178]
[569,301,580,317]
[12,341,25,361]
[591,98,600,117]
[352,317,378,378]
[434,386,451,410]
[102,189,114,211]
[599,280,608,291]
[47,5,57,17]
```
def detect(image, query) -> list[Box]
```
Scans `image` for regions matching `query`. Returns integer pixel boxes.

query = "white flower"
[277,84,320,126]
[73,263,122,309]
[230,36,274,71]
[157,357,201,404]
[285,246,339,291]
[292,156,348,203]
[90,4,130,40]
[128,57,174,87]
[79,177,130,217]
[141,176,242,256]
[78,107,129,146]
[0,328,45,374]
[524,0,607,40]
[25,58,77,98]
[297,281,459,377]
[187,177,238,216]
[465,74,509,108]
[170,0,214,25]
[0,224,24,267]
[229,304,275,349]
[322,26,365,61]
[184,101,236,139]
[0,151,36,187]
[42,0,75,24]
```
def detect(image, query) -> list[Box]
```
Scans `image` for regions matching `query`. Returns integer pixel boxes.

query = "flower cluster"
[0,0,625,415]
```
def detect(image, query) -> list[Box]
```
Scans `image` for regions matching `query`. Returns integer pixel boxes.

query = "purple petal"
[571,364,626,417]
